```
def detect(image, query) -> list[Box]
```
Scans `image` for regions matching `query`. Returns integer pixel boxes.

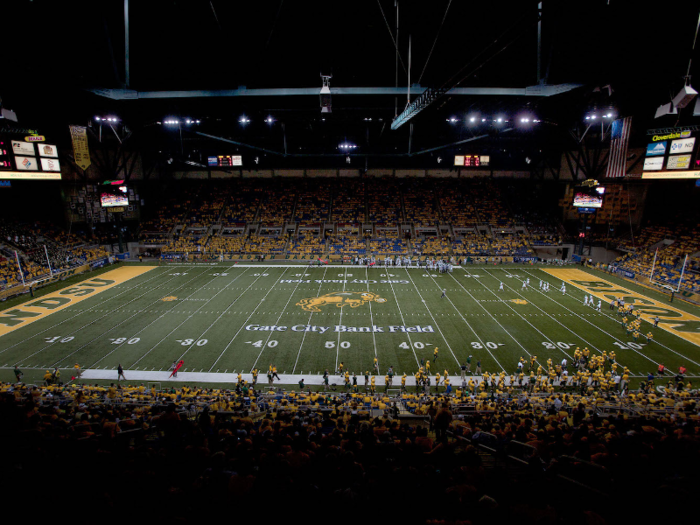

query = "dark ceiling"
[1,0,699,171]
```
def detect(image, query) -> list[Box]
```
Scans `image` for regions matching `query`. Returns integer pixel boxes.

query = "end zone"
[0,266,155,338]
[542,268,700,347]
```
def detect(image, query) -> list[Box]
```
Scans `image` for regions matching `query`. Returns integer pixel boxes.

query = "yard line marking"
[402,269,461,368]
[532,268,700,368]
[65,268,234,368]
[427,270,507,371]
[365,266,379,366]
[334,267,349,372]
[14,268,211,366]
[0,266,171,355]
[175,267,270,364]
[517,268,680,368]
[385,271,420,368]
[463,269,562,365]
[291,266,330,374]
[251,267,317,372]
[127,265,255,368]
[209,267,293,371]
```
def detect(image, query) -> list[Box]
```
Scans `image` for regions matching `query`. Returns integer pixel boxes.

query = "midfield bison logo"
[297,291,387,312]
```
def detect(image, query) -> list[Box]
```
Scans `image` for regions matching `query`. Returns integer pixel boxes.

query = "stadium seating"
[331,180,365,223]
[294,184,331,225]
[327,234,367,256]
[1,372,697,524]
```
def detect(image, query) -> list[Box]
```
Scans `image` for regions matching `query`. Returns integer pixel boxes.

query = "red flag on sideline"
[169,360,184,378]
[369,261,376,266]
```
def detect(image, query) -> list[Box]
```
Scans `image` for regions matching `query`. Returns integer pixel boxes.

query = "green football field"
[1,262,699,387]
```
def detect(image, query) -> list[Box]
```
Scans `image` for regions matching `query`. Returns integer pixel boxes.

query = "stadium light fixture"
[95,115,120,122]
[239,116,251,125]
[265,116,274,124]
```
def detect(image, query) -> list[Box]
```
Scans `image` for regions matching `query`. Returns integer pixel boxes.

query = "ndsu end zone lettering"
[543,269,700,347]
[0,267,153,337]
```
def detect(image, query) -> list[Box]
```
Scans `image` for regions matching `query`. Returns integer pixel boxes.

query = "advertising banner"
[15,156,39,170]
[670,137,695,154]
[11,141,35,156]
[645,142,666,156]
[40,158,61,172]
[667,155,691,170]
[643,157,664,171]
[38,144,58,157]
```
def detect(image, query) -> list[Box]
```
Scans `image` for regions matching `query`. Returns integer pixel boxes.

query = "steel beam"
[86,83,582,100]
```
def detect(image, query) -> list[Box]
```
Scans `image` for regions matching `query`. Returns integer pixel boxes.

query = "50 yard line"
[334,267,348,373]
[251,267,319,372]
[291,266,330,374]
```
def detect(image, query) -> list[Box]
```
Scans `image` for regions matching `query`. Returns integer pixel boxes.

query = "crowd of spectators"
[1,374,698,524]
[327,234,367,256]
[612,222,700,294]
[287,234,326,256]
[331,180,365,223]
[294,186,330,225]
[403,182,439,226]
[452,231,491,257]
[412,236,451,256]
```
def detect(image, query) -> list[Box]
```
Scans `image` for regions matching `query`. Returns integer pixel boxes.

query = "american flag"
[605,117,632,178]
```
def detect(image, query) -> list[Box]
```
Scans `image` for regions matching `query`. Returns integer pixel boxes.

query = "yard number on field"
[110,337,141,345]
[247,340,278,348]
[45,336,75,343]
[399,342,430,349]
[471,342,504,349]
[326,341,351,349]
[175,338,208,346]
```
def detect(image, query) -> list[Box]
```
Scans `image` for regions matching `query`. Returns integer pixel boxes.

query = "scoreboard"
[454,155,490,167]
[641,127,700,179]
[0,133,61,180]
[208,155,242,167]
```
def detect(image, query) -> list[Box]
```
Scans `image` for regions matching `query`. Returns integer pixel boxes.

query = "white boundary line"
[85,267,246,369]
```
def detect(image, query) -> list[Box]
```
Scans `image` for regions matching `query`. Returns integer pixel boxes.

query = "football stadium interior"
[1,1,700,523]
